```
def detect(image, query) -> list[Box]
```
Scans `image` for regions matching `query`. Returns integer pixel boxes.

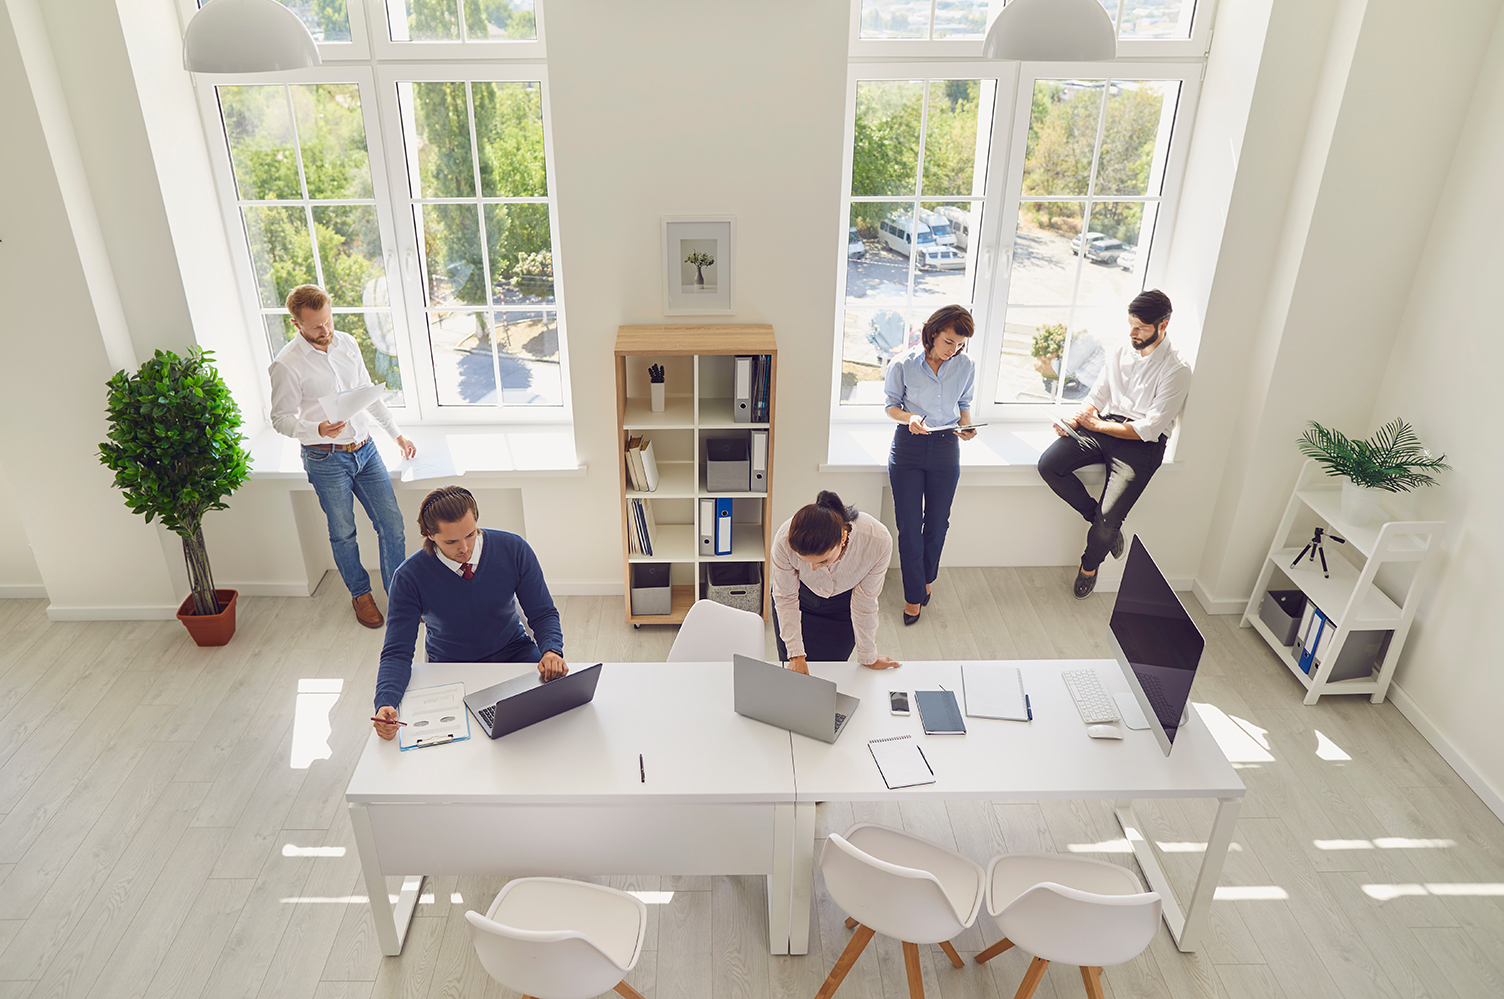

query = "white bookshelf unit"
[615,325,777,627]
[1240,459,1445,704]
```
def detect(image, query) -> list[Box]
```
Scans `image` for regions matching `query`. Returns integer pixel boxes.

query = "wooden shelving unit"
[1240,459,1444,704]
[615,325,777,627]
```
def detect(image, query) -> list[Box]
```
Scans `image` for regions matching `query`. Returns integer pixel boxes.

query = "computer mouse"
[1086,724,1124,740]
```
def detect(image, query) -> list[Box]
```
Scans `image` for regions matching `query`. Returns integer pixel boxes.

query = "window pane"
[922,80,987,198]
[486,204,553,306]
[1052,306,1121,403]
[396,0,460,41]
[219,86,301,201]
[243,206,313,308]
[841,307,921,405]
[1095,81,1179,197]
[915,201,974,303]
[994,307,1074,404]
[852,80,923,197]
[1073,202,1146,308]
[474,82,547,197]
[1008,203,1082,304]
[312,206,385,307]
[1120,0,1196,39]
[427,311,498,405]
[290,0,351,42]
[407,82,476,198]
[1022,80,1104,198]
[933,1,992,39]
[859,0,929,38]
[291,84,373,200]
[419,204,485,306]
[468,0,537,39]
[263,313,296,361]
[849,199,916,300]
[496,312,561,405]
[336,310,407,404]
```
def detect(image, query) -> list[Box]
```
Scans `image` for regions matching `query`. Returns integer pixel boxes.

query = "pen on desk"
[1025,694,1033,721]
[639,753,645,783]
[370,717,407,726]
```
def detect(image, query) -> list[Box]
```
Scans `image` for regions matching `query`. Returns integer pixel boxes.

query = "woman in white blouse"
[770,491,901,674]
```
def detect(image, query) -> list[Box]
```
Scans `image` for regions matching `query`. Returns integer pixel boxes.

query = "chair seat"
[489,878,644,971]
[987,853,1143,918]
[844,824,985,928]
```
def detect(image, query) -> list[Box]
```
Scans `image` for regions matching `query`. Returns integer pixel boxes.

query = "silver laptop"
[732,654,860,744]
[463,663,603,739]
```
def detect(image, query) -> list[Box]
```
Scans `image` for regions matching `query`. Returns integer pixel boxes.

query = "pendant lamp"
[183,0,322,73]
[982,0,1117,61]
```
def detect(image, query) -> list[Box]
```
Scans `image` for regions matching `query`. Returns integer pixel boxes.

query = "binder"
[639,438,660,492]
[1297,603,1327,675]
[714,497,733,556]
[733,355,753,422]
[750,429,768,493]
[625,435,646,491]
[754,354,770,423]
[699,498,715,556]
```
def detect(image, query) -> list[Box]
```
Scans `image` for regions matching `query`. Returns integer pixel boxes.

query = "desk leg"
[1113,797,1241,953]
[789,802,816,955]
[768,801,817,956]
[349,802,425,956]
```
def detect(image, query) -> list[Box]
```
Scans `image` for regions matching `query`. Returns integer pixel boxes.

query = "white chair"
[666,598,765,662]
[816,823,985,999]
[465,877,649,999]
[974,853,1161,999]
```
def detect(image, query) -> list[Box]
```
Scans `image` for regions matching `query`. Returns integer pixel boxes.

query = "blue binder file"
[714,497,733,555]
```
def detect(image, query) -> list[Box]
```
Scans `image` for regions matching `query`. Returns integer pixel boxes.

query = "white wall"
[1365,5,1504,809]
[0,459,44,596]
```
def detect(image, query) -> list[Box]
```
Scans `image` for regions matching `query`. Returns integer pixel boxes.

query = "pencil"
[370,717,408,726]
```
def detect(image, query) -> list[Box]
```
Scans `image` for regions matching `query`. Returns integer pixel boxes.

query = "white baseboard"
[219,582,319,597]
[548,582,625,596]
[0,585,47,598]
[1387,681,1504,826]
[1192,577,1249,615]
[46,604,180,622]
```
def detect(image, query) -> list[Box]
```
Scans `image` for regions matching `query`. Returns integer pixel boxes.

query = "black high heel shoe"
[922,590,931,607]
[903,609,921,626]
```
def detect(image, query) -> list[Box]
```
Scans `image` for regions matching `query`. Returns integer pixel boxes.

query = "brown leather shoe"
[353,593,384,629]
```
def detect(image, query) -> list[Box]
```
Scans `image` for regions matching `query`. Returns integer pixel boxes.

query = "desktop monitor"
[1109,536,1206,756]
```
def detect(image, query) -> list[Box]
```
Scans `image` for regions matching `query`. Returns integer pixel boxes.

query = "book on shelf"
[626,498,656,557]
[623,435,659,492]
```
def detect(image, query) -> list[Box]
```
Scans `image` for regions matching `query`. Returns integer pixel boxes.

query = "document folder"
[714,497,733,556]
[750,429,768,494]
[699,497,715,556]
[734,356,752,422]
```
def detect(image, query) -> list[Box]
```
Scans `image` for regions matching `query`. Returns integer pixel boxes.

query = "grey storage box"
[707,562,762,615]
[630,563,672,616]
[1259,589,1307,646]
[706,438,750,493]
[1309,625,1390,682]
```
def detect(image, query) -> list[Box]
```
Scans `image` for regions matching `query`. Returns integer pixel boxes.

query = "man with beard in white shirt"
[269,284,417,628]
[1039,289,1191,599]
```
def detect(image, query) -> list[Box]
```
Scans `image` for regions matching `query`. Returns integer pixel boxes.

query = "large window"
[835,1,1206,419]
[196,0,565,422]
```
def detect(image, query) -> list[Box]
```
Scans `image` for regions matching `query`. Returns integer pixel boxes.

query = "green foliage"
[1297,419,1451,492]
[684,251,716,268]
[1031,323,1068,360]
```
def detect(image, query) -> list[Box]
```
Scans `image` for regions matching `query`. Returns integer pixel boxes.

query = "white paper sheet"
[398,681,470,750]
[868,735,935,789]
[319,384,384,423]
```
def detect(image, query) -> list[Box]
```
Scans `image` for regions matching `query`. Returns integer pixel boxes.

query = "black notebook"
[915,690,966,735]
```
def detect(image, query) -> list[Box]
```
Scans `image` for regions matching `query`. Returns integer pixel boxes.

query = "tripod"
[1292,527,1345,578]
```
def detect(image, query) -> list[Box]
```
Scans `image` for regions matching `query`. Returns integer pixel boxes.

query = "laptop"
[463,662,604,739]
[732,654,860,744]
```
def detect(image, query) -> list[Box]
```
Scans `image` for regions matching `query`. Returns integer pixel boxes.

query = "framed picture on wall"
[661,216,735,315]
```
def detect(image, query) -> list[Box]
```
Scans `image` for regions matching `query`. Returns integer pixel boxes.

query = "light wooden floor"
[1,567,1502,999]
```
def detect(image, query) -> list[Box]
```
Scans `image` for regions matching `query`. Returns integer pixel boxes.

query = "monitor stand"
[1113,692,1191,731]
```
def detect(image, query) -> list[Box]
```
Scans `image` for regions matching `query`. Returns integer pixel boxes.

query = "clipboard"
[398,682,471,750]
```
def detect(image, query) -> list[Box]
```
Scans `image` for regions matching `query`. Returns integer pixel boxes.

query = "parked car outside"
[1084,238,1129,264]
[916,244,966,271]
[1117,245,1139,271]
[1070,231,1109,255]
[848,226,865,259]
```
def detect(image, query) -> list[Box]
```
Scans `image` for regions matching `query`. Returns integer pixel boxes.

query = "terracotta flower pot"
[176,588,238,647]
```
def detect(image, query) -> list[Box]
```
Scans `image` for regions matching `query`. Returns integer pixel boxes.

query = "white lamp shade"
[183,0,322,73]
[982,0,1117,62]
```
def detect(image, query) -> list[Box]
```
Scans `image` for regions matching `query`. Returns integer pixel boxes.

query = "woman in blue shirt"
[884,305,978,625]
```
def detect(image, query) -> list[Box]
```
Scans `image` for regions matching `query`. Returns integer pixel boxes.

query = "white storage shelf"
[1241,460,1444,705]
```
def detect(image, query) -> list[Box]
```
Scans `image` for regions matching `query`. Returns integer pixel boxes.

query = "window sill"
[820,422,1180,485]
[247,425,585,481]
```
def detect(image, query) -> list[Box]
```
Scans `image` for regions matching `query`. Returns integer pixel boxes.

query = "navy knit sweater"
[374,529,564,710]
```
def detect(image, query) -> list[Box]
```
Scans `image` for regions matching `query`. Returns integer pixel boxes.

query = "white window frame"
[370,0,547,60]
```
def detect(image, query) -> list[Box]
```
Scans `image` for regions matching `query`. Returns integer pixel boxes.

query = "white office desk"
[345,661,797,956]
[789,660,1244,955]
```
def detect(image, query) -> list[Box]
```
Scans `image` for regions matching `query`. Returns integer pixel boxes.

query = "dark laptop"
[463,663,603,738]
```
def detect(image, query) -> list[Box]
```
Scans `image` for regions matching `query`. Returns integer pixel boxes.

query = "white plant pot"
[650,382,665,413]
[1340,480,1384,526]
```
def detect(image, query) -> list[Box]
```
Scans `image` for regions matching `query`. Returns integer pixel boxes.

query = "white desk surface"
[793,659,1244,802]
[346,661,794,806]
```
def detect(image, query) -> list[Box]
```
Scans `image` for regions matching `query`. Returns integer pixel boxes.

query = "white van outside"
[931,205,975,251]
[878,214,965,270]
[916,208,957,246]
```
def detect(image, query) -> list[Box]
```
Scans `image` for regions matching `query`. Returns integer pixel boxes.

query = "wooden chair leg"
[902,941,925,999]
[938,940,964,968]
[1079,966,1105,999]
[974,937,1015,963]
[815,923,875,999]
[845,916,858,929]
[615,983,648,999]
[1012,956,1049,999]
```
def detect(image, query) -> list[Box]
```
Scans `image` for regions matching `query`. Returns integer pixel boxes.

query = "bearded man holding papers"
[269,283,417,628]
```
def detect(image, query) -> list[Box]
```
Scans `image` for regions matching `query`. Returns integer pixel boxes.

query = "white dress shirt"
[435,530,482,576]
[1085,337,1192,444]
[268,330,401,446]
[771,512,892,665]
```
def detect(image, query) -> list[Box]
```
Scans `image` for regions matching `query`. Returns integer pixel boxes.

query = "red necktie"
[461,562,474,581]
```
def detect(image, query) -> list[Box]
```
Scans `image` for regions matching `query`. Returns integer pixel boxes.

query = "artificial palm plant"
[1296,418,1450,492]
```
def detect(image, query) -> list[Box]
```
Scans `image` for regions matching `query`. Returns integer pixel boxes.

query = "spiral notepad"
[868,735,935,789]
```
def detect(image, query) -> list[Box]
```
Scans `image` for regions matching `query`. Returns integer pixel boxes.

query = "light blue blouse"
[883,345,976,426]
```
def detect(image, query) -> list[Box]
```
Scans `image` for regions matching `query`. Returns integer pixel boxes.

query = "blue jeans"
[301,440,407,597]
[888,427,961,606]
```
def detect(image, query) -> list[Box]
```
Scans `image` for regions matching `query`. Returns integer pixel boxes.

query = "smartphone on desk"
[890,690,910,716]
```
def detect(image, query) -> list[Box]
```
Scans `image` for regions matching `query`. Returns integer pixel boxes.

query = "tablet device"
[1052,417,1086,443]
[926,422,988,433]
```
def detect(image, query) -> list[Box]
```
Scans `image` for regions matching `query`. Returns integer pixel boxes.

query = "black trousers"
[772,583,856,663]
[1037,427,1166,571]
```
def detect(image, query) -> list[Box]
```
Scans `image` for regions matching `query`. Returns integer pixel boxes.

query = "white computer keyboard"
[1062,669,1122,725]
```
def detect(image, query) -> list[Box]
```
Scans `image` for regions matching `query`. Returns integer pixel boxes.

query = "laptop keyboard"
[834,712,849,736]
[479,704,497,731]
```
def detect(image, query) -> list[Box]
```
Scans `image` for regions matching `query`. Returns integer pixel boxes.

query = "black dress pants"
[1037,427,1166,571]
[772,583,856,663]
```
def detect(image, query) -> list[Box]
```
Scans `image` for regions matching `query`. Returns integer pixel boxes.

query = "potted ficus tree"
[1031,323,1067,390]
[1297,418,1450,526]
[99,347,251,646]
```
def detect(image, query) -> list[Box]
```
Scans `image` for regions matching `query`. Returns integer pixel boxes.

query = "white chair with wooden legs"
[666,598,766,662]
[973,853,1161,999]
[465,877,649,999]
[816,823,985,999]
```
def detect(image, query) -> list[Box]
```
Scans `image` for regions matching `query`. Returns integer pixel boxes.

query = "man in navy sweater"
[373,486,566,740]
